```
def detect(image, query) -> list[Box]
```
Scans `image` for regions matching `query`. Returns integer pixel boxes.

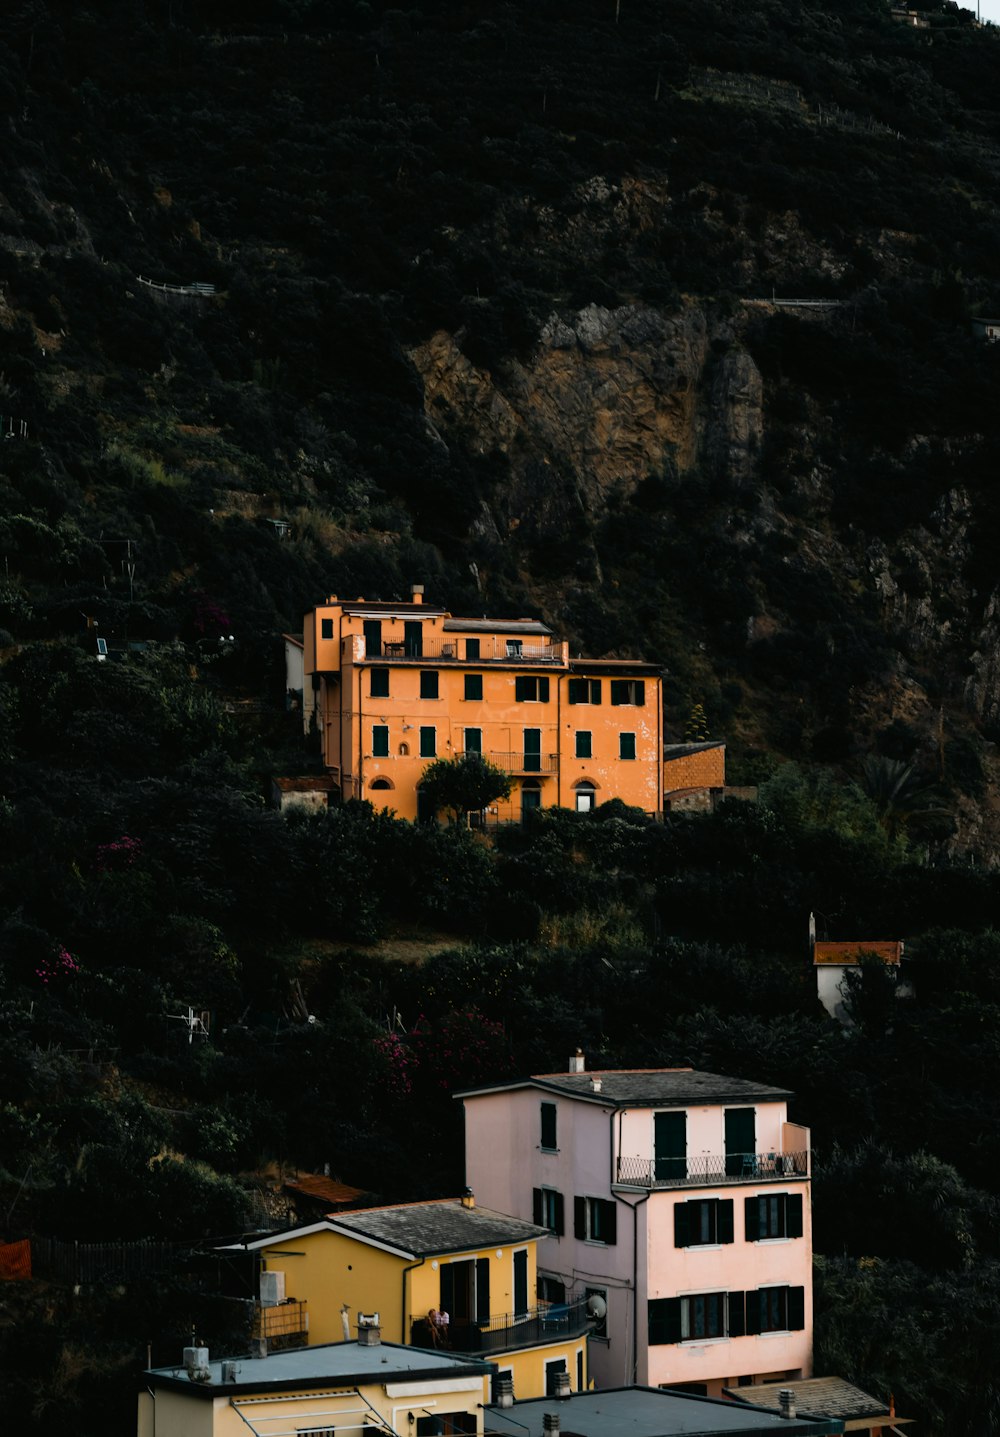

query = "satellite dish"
[586,1294,607,1320]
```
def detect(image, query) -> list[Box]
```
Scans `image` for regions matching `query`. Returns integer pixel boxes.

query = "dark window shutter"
[591,680,602,704]
[648,1297,682,1346]
[611,681,624,706]
[727,1292,746,1338]
[788,1286,805,1331]
[787,1194,803,1238]
[745,1290,762,1336]
[717,1200,734,1244]
[540,677,550,702]
[744,1195,760,1242]
[540,1102,557,1150]
[439,1263,455,1317]
[674,1202,691,1248]
[533,1188,543,1225]
[602,1200,617,1246]
[574,1197,587,1240]
[553,1191,564,1236]
[476,1258,491,1323]
[568,679,585,704]
[515,677,530,702]
[635,681,646,706]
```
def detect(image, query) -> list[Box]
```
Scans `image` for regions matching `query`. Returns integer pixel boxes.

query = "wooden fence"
[32,1237,181,1285]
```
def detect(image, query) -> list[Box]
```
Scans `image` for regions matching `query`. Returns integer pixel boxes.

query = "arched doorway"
[521,779,542,822]
[573,780,597,813]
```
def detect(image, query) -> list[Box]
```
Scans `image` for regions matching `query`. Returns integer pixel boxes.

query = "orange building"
[301,588,663,822]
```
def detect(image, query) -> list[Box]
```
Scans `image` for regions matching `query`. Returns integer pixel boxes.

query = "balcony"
[487,751,559,775]
[361,637,566,664]
[614,1151,810,1189]
[252,1298,309,1350]
[409,1298,591,1357]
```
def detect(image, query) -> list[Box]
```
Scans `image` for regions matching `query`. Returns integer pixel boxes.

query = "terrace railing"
[615,1150,810,1189]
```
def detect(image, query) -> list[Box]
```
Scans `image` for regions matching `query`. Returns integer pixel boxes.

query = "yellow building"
[139,1332,494,1437]
[301,588,663,822]
[222,1196,592,1401]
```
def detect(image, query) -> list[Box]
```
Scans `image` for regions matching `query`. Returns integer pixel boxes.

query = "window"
[674,1198,734,1248]
[466,639,480,660]
[532,1186,564,1235]
[538,1274,566,1304]
[320,618,333,640]
[420,670,439,700]
[574,1196,617,1245]
[420,726,436,758]
[610,679,646,706]
[619,732,636,761]
[649,1292,733,1345]
[464,728,482,755]
[585,1286,608,1340]
[567,678,601,704]
[506,639,523,657]
[575,783,595,813]
[575,731,592,759]
[515,676,550,703]
[372,725,389,757]
[464,673,483,701]
[370,667,389,697]
[540,1101,557,1151]
[745,1193,803,1242]
[545,1358,568,1396]
[513,1249,529,1315]
[745,1285,806,1334]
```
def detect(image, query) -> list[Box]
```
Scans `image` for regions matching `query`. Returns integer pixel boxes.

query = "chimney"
[357,1313,381,1346]
[778,1390,797,1420]
[461,1187,476,1209]
[411,585,424,605]
[569,1049,585,1073]
[327,595,338,603]
[494,1374,515,1408]
[553,1371,572,1400]
[221,1361,238,1384]
[543,1415,560,1435]
[591,1076,602,1093]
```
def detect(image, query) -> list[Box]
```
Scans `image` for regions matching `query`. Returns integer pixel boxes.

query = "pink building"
[458,1059,812,1400]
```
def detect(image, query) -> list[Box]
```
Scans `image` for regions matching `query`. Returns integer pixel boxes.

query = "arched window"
[369,778,394,791]
[399,742,409,756]
[573,779,597,814]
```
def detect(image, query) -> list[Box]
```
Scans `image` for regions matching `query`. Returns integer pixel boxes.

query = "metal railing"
[615,1151,809,1189]
[362,637,564,664]
[409,1297,590,1356]
[484,751,558,774]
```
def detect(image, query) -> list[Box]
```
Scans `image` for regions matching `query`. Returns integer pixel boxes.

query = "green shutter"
[553,1191,565,1236]
[610,680,625,706]
[540,1102,557,1150]
[602,1200,617,1246]
[717,1200,734,1244]
[576,731,592,758]
[787,1194,803,1238]
[745,1290,763,1336]
[674,1202,691,1248]
[788,1286,806,1331]
[620,733,636,760]
[727,1291,746,1338]
[635,680,646,706]
[420,671,438,699]
[648,1298,682,1346]
[574,1197,587,1240]
[476,1258,491,1323]
[590,680,602,705]
[533,1188,543,1225]
[568,678,586,704]
[373,725,389,757]
[465,673,483,701]
[744,1195,760,1242]
[654,1111,687,1181]
[370,667,389,697]
[515,676,531,702]
[439,1263,455,1317]
[540,677,550,702]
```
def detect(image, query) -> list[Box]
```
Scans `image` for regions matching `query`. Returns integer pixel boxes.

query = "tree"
[418,754,512,825]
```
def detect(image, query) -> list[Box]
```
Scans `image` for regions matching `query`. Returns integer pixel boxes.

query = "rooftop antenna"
[166,1006,210,1045]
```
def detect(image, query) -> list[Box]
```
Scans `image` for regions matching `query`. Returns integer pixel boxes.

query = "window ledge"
[539,1146,560,1155]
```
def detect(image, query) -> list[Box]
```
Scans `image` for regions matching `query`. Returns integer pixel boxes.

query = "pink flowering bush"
[373,1030,416,1098]
[410,1008,512,1093]
[36,945,80,986]
[95,834,143,872]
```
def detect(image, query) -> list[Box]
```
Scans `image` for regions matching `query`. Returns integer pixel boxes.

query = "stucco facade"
[459,1066,813,1400]
[301,590,663,821]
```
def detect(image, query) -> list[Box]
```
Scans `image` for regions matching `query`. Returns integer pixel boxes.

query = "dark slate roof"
[146,1339,493,1399]
[329,1198,551,1256]
[723,1378,890,1423]
[456,1069,793,1107]
[485,1388,844,1437]
[568,659,662,674]
[444,618,554,634]
[340,601,448,615]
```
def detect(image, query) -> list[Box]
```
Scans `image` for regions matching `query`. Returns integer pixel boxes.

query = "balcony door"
[440,1258,490,1342]
[513,1248,528,1318]
[523,728,541,772]
[363,619,382,657]
[405,620,423,657]
[725,1107,756,1177]
[654,1111,687,1182]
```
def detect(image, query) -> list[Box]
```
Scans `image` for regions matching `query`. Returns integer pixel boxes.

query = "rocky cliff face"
[411,300,763,535]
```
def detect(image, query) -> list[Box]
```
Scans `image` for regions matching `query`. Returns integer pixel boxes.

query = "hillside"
[4,0,1000,1431]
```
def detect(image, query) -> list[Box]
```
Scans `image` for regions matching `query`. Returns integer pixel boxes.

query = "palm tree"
[860,755,949,842]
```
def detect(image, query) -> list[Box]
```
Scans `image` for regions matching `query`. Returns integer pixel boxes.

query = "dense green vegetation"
[3,0,1000,1432]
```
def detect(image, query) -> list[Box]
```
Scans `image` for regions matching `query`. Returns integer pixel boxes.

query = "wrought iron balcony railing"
[615,1151,810,1189]
[486,751,559,774]
[409,1297,591,1356]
